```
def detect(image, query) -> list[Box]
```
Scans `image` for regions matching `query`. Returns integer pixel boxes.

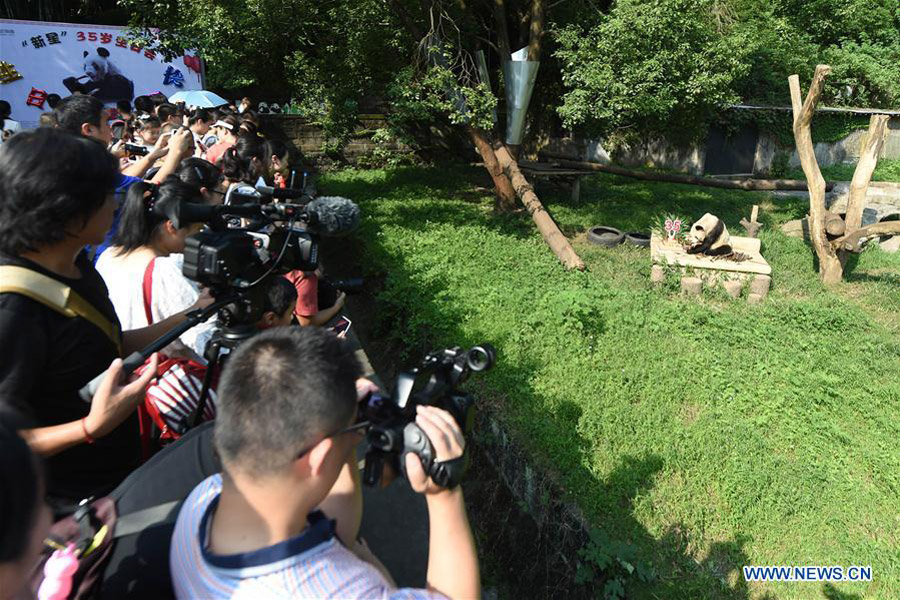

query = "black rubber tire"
[625,232,651,248]
[587,226,625,248]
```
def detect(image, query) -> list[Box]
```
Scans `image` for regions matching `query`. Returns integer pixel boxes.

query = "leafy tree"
[554,0,751,144]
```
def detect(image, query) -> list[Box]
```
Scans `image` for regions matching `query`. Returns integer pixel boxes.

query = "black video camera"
[168,185,359,326]
[359,344,496,489]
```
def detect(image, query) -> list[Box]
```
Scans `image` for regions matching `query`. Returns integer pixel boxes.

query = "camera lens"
[466,344,496,372]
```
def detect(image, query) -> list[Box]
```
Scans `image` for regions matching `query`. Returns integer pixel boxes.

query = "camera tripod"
[189,322,259,427]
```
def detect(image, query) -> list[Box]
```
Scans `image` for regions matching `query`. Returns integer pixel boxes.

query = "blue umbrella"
[167,90,228,108]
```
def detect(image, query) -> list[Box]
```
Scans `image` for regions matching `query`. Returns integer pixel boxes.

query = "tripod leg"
[191,340,221,428]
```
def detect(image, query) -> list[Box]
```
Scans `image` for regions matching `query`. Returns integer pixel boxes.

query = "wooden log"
[832,220,900,253]
[539,154,834,192]
[494,144,586,270]
[844,114,890,233]
[681,277,703,296]
[723,280,742,299]
[790,66,843,285]
[824,211,846,237]
[466,125,517,212]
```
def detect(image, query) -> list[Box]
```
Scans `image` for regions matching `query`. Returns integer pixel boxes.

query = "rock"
[879,235,900,253]
[781,218,810,240]
[650,265,665,284]
[681,277,703,296]
[750,275,771,298]
[723,280,742,299]
[748,292,764,305]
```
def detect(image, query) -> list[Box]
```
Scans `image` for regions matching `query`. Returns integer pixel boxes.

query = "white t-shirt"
[96,251,216,358]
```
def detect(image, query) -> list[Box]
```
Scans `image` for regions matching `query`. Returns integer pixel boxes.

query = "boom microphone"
[305,196,360,236]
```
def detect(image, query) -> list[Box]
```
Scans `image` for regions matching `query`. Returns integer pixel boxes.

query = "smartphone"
[123,143,150,156]
[330,316,352,339]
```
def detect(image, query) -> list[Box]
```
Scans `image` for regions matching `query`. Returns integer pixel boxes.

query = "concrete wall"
[786,117,900,169]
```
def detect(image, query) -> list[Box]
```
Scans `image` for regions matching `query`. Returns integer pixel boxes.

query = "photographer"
[0,128,211,507]
[97,176,221,361]
[53,94,194,260]
[170,327,480,600]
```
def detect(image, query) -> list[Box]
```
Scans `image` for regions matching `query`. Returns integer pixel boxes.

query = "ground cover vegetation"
[321,165,900,599]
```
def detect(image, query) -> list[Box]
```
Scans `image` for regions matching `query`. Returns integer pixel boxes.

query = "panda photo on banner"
[63,47,135,101]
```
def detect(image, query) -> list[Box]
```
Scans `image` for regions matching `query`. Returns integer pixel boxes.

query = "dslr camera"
[359,343,497,489]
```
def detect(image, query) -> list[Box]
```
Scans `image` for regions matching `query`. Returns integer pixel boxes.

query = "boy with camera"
[170,326,480,600]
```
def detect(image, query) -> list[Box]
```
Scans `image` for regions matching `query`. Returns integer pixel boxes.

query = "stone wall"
[259,114,410,164]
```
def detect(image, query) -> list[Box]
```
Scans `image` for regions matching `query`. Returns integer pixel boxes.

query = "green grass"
[321,166,900,600]
[786,158,900,182]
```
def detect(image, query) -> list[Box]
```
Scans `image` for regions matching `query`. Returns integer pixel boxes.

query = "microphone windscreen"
[306,196,360,236]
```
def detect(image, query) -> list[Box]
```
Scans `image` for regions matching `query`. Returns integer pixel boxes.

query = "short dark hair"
[176,157,223,190]
[46,93,61,109]
[0,421,41,562]
[133,95,154,115]
[53,94,105,134]
[136,116,161,132]
[116,99,132,114]
[156,103,177,123]
[0,128,117,254]
[264,276,298,317]
[112,175,204,253]
[214,327,361,475]
[188,108,212,126]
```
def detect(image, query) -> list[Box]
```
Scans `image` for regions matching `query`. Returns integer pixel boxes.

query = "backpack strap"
[142,257,156,325]
[0,265,122,353]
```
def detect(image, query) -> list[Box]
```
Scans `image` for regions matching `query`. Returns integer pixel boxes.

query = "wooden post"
[740,204,762,237]
[466,125,517,212]
[844,114,890,233]
[789,66,843,286]
[494,143,585,270]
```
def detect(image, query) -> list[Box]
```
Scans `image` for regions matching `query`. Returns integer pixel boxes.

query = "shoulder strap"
[0,265,122,353]
[113,500,182,539]
[142,257,156,325]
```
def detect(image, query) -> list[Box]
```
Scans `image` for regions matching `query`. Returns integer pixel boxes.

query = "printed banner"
[0,19,204,129]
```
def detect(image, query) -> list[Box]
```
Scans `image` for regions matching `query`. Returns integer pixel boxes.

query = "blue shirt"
[89,173,142,263]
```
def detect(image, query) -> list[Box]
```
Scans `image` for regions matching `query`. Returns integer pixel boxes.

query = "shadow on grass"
[320,168,764,599]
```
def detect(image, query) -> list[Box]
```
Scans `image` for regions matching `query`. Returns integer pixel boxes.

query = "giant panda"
[62,47,135,102]
[686,213,733,256]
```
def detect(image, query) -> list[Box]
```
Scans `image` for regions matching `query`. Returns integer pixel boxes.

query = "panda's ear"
[83,51,89,58]
[97,47,110,58]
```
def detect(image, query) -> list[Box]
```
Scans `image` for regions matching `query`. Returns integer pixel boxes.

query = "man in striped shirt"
[170,327,480,599]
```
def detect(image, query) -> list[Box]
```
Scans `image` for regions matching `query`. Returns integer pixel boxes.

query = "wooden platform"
[518,160,593,201]
[650,233,772,275]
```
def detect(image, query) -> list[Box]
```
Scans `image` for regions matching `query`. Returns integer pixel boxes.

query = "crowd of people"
[0,92,480,600]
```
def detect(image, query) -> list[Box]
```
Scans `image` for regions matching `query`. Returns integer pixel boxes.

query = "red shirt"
[283,271,318,318]
[205,140,234,166]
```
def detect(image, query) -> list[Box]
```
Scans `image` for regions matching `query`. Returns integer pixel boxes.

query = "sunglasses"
[295,420,370,460]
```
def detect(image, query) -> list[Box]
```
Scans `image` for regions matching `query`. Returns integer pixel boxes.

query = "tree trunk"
[492,0,512,59]
[467,125,517,211]
[844,114,890,233]
[527,0,544,61]
[494,144,585,270]
[790,66,843,285]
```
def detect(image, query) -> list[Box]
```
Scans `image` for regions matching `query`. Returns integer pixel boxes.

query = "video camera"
[359,343,497,489]
[163,185,360,327]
